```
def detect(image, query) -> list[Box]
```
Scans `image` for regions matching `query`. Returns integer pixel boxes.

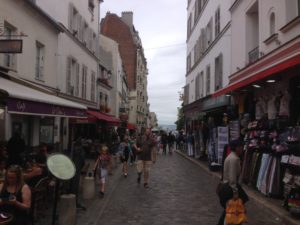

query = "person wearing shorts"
[94,145,111,197]
[119,137,130,177]
[135,128,156,188]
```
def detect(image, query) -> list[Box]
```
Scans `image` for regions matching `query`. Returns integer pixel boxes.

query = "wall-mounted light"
[253,84,261,88]
[266,79,275,83]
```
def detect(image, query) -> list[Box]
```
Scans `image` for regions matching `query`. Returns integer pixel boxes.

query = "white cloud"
[100,0,186,125]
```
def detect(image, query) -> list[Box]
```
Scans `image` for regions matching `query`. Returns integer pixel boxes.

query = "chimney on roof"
[121,11,133,27]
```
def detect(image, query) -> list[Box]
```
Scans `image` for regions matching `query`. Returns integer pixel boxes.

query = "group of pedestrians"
[156,131,176,155]
[93,128,157,196]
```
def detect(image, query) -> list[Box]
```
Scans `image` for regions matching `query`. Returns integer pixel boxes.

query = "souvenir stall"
[237,76,300,216]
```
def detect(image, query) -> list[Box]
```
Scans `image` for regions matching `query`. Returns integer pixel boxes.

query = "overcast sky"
[100,0,187,125]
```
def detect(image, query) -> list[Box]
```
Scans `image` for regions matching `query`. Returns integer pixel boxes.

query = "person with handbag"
[217,139,249,225]
[93,145,111,197]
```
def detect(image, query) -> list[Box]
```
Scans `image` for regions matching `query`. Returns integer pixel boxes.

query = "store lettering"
[52,106,65,115]
[16,101,26,112]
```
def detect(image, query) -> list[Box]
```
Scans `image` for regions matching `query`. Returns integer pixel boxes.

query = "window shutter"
[78,15,83,41]
[75,62,79,96]
[66,57,72,94]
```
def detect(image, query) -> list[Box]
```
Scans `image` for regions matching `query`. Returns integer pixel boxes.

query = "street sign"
[47,153,76,180]
[0,39,22,53]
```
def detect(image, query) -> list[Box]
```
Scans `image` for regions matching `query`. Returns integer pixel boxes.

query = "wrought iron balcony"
[248,46,259,64]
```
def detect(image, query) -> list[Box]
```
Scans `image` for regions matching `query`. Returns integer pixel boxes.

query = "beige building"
[0,0,86,148]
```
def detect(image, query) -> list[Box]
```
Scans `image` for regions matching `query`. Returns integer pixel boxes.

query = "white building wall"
[100,34,125,118]
[35,0,100,105]
[186,0,232,104]
[0,0,59,88]
[35,0,99,33]
[231,0,300,73]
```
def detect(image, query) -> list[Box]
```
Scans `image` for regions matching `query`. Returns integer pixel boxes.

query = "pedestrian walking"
[118,136,130,177]
[93,145,111,197]
[70,139,86,210]
[167,132,175,154]
[161,132,168,155]
[129,135,137,165]
[217,139,249,225]
[135,128,156,188]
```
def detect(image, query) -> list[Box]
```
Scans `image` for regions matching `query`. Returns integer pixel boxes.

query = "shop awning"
[213,38,300,98]
[0,77,87,117]
[87,110,120,125]
[127,123,136,130]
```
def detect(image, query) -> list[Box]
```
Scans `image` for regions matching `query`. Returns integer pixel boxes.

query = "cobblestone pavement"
[77,153,290,225]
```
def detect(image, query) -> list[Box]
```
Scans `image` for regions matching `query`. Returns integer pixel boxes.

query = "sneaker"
[124,173,127,178]
[99,191,104,198]
[144,183,149,189]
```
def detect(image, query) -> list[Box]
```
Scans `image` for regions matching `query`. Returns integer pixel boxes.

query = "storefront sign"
[202,95,230,111]
[229,120,240,141]
[217,126,229,164]
[7,98,86,118]
[0,39,23,53]
[47,153,76,180]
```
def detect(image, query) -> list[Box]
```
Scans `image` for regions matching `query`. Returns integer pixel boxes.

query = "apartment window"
[82,65,87,99]
[215,7,221,37]
[83,22,88,46]
[100,92,103,104]
[3,24,16,68]
[88,0,95,13]
[195,73,200,99]
[270,12,275,35]
[206,18,213,46]
[184,84,190,105]
[92,32,97,54]
[215,54,223,91]
[187,14,192,38]
[66,57,78,96]
[206,65,210,95]
[186,53,192,72]
[68,4,78,36]
[35,41,45,80]
[200,71,204,97]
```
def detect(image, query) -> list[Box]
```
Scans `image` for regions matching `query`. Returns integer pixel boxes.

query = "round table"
[0,212,13,225]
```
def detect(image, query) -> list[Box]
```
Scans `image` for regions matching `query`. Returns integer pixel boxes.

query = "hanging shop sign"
[202,95,230,111]
[0,39,22,53]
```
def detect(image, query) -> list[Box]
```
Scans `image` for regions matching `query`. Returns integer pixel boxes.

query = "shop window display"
[240,119,300,216]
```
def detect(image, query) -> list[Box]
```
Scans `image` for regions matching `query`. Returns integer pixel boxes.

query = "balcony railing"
[248,46,259,64]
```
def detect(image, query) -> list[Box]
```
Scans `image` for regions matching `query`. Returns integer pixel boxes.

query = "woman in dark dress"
[0,165,31,225]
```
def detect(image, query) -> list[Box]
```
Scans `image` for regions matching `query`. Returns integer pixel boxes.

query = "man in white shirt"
[217,139,245,225]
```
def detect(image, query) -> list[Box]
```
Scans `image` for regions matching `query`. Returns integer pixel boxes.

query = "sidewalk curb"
[175,150,299,225]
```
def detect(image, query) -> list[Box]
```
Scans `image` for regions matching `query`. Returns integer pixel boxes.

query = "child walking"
[94,145,111,197]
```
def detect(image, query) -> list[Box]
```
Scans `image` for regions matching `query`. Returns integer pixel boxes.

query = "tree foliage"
[175,106,184,131]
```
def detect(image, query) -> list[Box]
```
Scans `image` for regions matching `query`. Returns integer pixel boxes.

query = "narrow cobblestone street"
[77,152,290,225]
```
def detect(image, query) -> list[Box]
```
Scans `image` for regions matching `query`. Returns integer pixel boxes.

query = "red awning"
[87,110,120,125]
[127,123,136,130]
[213,54,300,98]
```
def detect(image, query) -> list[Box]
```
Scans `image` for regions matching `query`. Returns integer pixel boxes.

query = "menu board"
[47,154,76,180]
[217,126,229,164]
